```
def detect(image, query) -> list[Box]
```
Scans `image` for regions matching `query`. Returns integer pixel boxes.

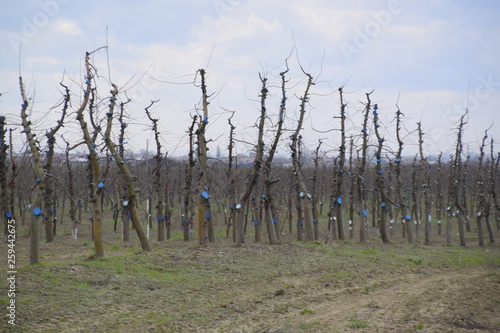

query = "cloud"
[194,12,283,46]
[27,56,59,67]
[1,0,499,156]
[52,19,83,35]
[294,4,363,42]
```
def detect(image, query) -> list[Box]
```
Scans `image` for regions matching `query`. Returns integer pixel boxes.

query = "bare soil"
[1,223,499,332]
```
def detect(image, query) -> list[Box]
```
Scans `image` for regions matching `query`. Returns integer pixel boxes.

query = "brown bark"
[75,51,104,258]
[263,68,288,245]
[487,140,498,243]
[104,85,152,252]
[235,75,267,245]
[418,122,432,245]
[43,83,69,242]
[435,153,444,236]
[312,140,322,241]
[453,113,468,246]
[145,100,165,241]
[225,114,236,240]
[19,76,45,264]
[372,104,389,243]
[183,116,197,241]
[290,73,314,241]
[196,69,213,245]
[475,130,489,246]
[357,92,372,243]
[332,87,347,240]
[65,143,78,241]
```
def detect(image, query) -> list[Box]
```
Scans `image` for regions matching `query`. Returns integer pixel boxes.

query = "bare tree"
[19,76,45,264]
[262,67,289,245]
[461,153,472,232]
[43,83,69,241]
[117,99,131,242]
[182,116,197,241]
[475,130,489,246]
[311,140,322,241]
[387,160,396,237]
[196,68,212,245]
[163,157,173,240]
[445,153,454,245]
[252,192,262,243]
[331,87,347,240]
[225,113,236,240]
[348,136,356,239]
[290,72,314,241]
[435,153,444,236]
[64,142,78,241]
[235,75,267,245]
[75,50,106,258]
[411,155,420,241]
[372,104,389,243]
[417,122,432,245]
[357,92,372,243]
[104,84,152,252]
[487,139,498,242]
[450,112,468,246]
[144,100,165,241]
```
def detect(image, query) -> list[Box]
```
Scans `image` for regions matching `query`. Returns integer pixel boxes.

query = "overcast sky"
[1,0,499,159]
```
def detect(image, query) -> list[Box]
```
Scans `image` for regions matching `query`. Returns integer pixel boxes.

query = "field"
[2,217,500,333]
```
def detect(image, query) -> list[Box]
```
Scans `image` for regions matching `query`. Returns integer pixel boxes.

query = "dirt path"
[287,270,499,332]
[207,269,499,332]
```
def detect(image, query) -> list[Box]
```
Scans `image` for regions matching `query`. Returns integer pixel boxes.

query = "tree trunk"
[65,144,78,242]
[19,76,46,264]
[262,68,288,245]
[372,104,389,243]
[235,75,267,245]
[42,93,67,243]
[487,142,498,243]
[357,93,372,243]
[411,156,420,242]
[144,100,165,242]
[436,153,444,236]
[290,73,314,241]
[183,116,197,241]
[75,50,106,258]
[104,84,151,252]
[417,122,432,245]
[196,69,212,245]
[452,113,468,247]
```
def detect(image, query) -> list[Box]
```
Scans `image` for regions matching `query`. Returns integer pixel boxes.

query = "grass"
[407,257,424,265]
[41,272,56,281]
[348,314,370,329]
[4,216,499,332]
[299,321,322,330]
[299,309,314,315]
[295,237,499,273]
[335,270,356,278]
[106,244,120,251]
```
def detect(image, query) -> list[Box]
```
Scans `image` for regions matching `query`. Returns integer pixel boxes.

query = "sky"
[1,0,500,160]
